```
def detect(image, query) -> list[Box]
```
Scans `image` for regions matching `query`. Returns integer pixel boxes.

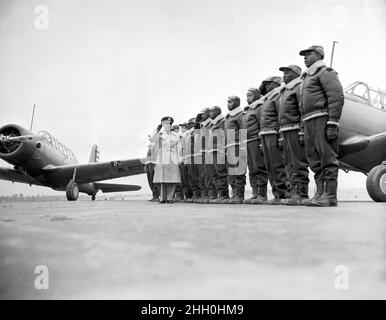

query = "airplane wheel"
[66,181,79,201]
[91,195,96,201]
[366,165,386,202]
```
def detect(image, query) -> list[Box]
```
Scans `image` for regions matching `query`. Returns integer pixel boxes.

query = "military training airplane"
[0,124,145,201]
[339,81,386,202]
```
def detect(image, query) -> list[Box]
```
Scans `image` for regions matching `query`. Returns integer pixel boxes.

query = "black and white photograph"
[0,0,385,305]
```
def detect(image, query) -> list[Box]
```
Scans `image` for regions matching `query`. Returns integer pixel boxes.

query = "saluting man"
[151,116,181,204]
[299,45,344,207]
[278,64,310,205]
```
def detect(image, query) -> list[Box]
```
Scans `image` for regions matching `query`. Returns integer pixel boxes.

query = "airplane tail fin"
[89,145,100,163]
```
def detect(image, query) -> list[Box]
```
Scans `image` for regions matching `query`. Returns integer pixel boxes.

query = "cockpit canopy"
[345,81,385,110]
[37,131,78,163]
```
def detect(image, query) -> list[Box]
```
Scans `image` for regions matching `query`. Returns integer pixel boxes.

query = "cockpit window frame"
[345,81,385,110]
[37,131,79,164]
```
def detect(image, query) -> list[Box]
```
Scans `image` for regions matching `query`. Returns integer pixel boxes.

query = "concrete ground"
[0,200,385,299]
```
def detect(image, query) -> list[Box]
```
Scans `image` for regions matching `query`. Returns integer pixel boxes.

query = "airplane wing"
[0,167,43,186]
[339,132,386,158]
[94,183,141,193]
[42,158,146,184]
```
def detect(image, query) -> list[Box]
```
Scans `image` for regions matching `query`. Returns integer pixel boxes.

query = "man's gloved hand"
[326,124,339,142]
[299,132,305,147]
[195,112,203,123]
[156,124,162,132]
[278,134,284,151]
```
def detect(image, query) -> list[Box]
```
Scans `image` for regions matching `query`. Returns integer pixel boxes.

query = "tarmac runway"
[0,200,385,299]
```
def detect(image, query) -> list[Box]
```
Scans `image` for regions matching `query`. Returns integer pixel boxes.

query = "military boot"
[174,192,184,202]
[148,194,159,202]
[267,197,283,205]
[190,190,201,203]
[229,186,244,204]
[209,191,220,204]
[223,188,235,204]
[309,181,338,207]
[207,188,217,203]
[244,185,258,204]
[251,185,268,204]
[210,190,226,203]
[286,185,309,206]
[303,181,324,206]
[183,192,192,203]
[197,189,209,203]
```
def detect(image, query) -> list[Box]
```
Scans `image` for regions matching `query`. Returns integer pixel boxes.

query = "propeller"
[0,134,39,154]
[0,134,38,143]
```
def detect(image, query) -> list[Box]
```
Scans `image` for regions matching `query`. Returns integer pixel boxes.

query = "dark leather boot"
[310,181,338,207]
[211,190,230,204]
[244,185,258,204]
[251,185,268,204]
[191,190,201,203]
[304,181,324,206]
[174,192,184,202]
[286,185,309,206]
[148,196,159,202]
[207,188,217,203]
[229,186,244,204]
[197,189,209,203]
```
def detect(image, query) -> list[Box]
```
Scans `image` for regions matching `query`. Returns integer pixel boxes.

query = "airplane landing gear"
[91,195,96,201]
[66,180,79,201]
[366,164,386,202]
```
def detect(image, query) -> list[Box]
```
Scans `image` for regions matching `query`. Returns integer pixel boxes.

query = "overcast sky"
[0,0,385,196]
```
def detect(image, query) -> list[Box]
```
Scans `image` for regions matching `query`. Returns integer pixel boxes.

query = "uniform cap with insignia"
[161,116,174,124]
[299,45,325,59]
[279,64,302,76]
[178,122,188,127]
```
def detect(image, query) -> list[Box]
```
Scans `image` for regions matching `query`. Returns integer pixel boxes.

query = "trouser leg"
[206,163,216,198]
[166,183,177,201]
[306,116,339,206]
[256,138,268,190]
[283,130,309,197]
[213,151,229,197]
[247,139,259,194]
[283,140,295,197]
[196,163,206,196]
[262,134,287,199]
[160,183,167,201]
[187,161,200,193]
[180,164,192,198]
[304,119,324,185]
[146,163,159,197]
[227,145,246,202]
[313,117,339,187]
